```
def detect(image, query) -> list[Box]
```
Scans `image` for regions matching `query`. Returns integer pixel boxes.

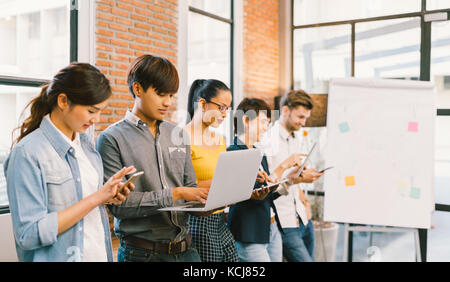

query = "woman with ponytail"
[4,63,136,262]
[183,79,239,262]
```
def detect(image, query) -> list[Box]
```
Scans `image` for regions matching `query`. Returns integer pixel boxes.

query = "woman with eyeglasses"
[183,79,239,262]
[4,63,135,262]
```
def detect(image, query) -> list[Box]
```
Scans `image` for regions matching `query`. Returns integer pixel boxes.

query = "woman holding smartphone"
[4,63,135,262]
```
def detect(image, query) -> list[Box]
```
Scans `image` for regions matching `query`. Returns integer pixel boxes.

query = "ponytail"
[186,79,230,123]
[187,79,206,121]
[13,84,53,146]
[11,62,112,148]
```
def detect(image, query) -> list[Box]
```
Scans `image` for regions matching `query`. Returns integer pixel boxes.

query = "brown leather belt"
[122,236,191,254]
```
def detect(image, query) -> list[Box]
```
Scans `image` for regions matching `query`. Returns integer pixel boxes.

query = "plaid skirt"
[189,212,239,262]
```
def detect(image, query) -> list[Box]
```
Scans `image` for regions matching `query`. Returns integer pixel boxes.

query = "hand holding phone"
[118,171,144,194]
[318,166,334,173]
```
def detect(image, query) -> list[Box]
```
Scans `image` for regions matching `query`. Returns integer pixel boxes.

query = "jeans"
[117,241,201,262]
[282,220,315,262]
[235,222,283,262]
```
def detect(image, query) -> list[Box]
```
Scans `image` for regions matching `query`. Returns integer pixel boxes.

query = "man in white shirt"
[259,89,323,262]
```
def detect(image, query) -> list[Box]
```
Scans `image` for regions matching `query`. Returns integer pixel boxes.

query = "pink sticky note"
[408,122,418,132]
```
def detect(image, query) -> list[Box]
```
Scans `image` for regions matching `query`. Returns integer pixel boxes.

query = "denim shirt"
[4,117,113,262]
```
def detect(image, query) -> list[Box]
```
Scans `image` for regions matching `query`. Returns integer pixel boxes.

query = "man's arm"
[96,132,174,219]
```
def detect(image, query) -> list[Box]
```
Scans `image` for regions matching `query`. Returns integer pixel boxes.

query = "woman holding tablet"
[5,63,135,262]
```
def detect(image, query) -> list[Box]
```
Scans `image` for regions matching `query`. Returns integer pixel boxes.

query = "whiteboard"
[323,78,435,229]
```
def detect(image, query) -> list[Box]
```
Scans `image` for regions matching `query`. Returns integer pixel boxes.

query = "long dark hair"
[13,62,112,145]
[187,79,230,121]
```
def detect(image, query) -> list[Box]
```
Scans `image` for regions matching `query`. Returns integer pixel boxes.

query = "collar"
[125,110,147,127]
[275,120,297,141]
[232,136,249,149]
[40,115,74,159]
[44,115,81,147]
[125,110,162,129]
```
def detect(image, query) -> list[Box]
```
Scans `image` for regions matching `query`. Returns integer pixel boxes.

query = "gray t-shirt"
[96,111,197,243]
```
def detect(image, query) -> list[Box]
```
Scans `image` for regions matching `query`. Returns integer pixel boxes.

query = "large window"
[188,0,233,90]
[187,0,234,142]
[292,0,450,262]
[0,0,74,210]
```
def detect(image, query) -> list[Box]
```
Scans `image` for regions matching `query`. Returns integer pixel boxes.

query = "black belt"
[122,236,191,254]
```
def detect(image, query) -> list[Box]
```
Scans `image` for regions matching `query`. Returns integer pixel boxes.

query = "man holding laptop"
[259,89,324,262]
[97,55,208,262]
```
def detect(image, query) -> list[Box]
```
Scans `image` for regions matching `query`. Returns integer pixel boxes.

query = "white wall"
[0,214,18,262]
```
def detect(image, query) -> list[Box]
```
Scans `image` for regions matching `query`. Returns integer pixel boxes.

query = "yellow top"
[190,135,226,214]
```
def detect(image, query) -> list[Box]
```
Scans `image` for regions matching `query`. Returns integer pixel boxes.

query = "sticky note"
[339,122,350,133]
[345,176,356,186]
[397,181,409,197]
[408,122,418,132]
[410,187,421,199]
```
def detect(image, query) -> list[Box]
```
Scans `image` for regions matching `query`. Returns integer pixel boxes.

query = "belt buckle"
[168,241,173,254]
[168,240,187,254]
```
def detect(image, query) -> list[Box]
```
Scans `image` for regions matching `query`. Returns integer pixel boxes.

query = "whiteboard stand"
[342,223,422,262]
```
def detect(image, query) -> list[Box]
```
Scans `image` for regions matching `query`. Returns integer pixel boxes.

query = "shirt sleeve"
[96,131,174,219]
[5,146,58,250]
[183,143,197,188]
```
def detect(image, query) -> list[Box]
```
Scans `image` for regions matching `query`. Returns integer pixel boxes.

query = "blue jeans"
[118,241,201,262]
[235,222,283,262]
[282,220,315,262]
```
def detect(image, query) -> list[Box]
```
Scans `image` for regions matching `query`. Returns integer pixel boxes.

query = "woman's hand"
[299,168,324,183]
[288,167,324,184]
[98,166,136,205]
[256,170,273,183]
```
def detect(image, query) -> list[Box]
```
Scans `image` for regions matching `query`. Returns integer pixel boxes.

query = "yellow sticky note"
[345,176,356,186]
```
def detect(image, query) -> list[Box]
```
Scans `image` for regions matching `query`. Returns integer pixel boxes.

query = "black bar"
[290,0,294,90]
[293,12,424,29]
[293,9,450,30]
[0,76,50,88]
[189,6,233,24]
[230,0,234,106]
[306,190,324,197]
[437,109,450,115]
[348,230,353,262]
[351,23,355,77]
[420,20,431,81]
[435,203,450,212]
[0,206,10,215]
[70,0,78,62]
[419,229,427,262]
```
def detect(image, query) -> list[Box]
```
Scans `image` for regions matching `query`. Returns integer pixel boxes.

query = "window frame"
[187,0,235,108]
[0,0,79,211]
[291,0,450,209]
[290,0,450,262]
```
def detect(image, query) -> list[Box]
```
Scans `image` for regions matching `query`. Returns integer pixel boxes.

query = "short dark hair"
[279,89,313,110]
[127,54,179,98]
[234,98,271,135]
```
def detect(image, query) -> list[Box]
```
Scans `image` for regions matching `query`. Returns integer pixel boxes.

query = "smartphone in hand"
[318,167,334,173]
[118,171,144,193]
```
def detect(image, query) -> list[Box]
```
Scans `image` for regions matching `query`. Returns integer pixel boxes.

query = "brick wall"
[95,0,178,133]
[243,0,280,109]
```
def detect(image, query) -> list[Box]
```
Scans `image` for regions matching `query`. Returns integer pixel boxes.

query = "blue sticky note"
[410,187,421,199]
[339,122,350,133]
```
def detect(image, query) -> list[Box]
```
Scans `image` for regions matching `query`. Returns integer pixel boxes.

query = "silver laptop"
[158,148,263,212]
